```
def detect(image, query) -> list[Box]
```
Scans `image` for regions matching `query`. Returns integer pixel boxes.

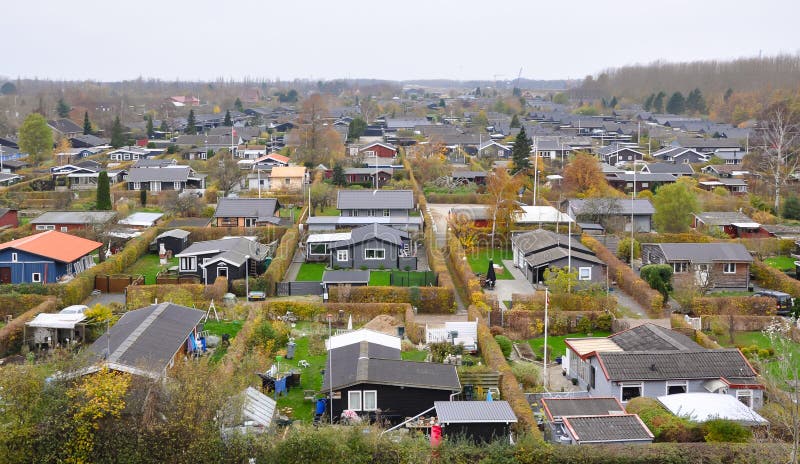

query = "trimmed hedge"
[0,297,59,356]
[751,259,800,298]
[446,232,483,302]
[511,291,617,313]
[583,234,664,316]
[327,286,455,314]
[126,283,206,309]
[634,232,715,243]
[688,296,776,316]
[0,294,49,318]
[203,276,228,303]
[425,192,491,204]
[261,226,300,296]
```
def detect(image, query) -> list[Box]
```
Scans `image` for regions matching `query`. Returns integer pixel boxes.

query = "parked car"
[753,290,794,315]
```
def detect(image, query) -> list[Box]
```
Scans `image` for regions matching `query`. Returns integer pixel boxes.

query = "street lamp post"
[327,313,333,424]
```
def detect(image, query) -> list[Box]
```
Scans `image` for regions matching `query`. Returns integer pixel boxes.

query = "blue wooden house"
[0,230,103,284]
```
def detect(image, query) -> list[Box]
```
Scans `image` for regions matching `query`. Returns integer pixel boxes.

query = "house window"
[11,252,17,262]
[723,263,736,274]
[36,225,56,231]
[180,256,197,271]
[641,183,649,188]
[348,390,362,411]
[284,178,291,185]
[310,243,328,256]
[364,249,385,260]
[383,209,390,217]
[364,150,375,157]
[673,262,689,273]
[589,366,596,389]
[578,267,591,281]
[133,182,141,190]
[244,218,256,227]
[174,181,181,190]
[337,250,349,262]
[217,266,228,278]
[363,390,377,411]
[31,273,41,283]
[621,383,643,402]
[737,390,753,408]
[60,226,68,232]
[666,381,688,395]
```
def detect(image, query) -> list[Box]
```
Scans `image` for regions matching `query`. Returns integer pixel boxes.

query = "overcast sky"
[3,0,798,82]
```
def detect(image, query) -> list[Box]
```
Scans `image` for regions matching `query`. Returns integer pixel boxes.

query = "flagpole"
[543,287,549,390]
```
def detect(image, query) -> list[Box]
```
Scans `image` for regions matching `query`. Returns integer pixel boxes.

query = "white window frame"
[620,382,643,403]
[174,181,181,190]
[60,226,68,232]
[578,267,591,281]
[336,250,349,262]
[244,217,256,227]
[673,262,689,273]
[309,243,328,256]
[31,272,41,283]
[362,390,377,411]
[217,266,228,278]
[666,380,688,395]
[133,182,141,190]
[364,248,385,260]
[11,252,17,262]
[736,389,753,408]
[723,262,736,274]
[347,390,362,411]
[36,225,56,231]
[180,256,197,271]
[383,209,390,217]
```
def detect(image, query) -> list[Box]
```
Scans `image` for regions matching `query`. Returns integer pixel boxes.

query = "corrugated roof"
[176,237,268,262]
[242,387,277,427]
[597,349,756,381]
[609,324,703,352]
[330,223,408,248]
[435,401,517,423]
[337,190,415,210]
[0,230,102,263]
[127,166,191,183]
[563,415,653,443]
[30,211,116,225]
[541,397,625,421]
[694,212,754,227]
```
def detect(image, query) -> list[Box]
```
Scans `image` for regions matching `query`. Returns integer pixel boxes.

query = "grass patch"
[296,263,326,281]
[313,206,341,217]
[203,320,243,363]
[764,255,796,272]
[279,207,304,219]
[708,290,754,297]
[467,248,514,280]
[369,271,391,286]
[527,331,612,362]
[275,335,327,421]
[401,349,428,362]
[127,254,178,284]
[716,331,800,380]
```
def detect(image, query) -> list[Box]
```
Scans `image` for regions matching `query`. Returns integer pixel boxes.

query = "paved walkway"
[427,203,462,247]
[611,286,650,318]
[485,260,535,310]
[283,249,306,281]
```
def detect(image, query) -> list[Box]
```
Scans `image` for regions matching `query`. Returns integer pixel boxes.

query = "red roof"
[0,230,103,263]
[266,153,290,163]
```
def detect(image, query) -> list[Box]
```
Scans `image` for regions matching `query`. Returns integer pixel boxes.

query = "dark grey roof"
[213,198,280,223]
[167,217,211,228]
[609,324,703,352]
[337,189,415,210]
[48,118,83,134]
[597,144,644,157]
[322,270,370,284]
[30,211,116,225]
[563,415,653,443]
[568,198,654,216]
[651,243,753,263]
[89,303,204,377]
[435,401,517,423]
[451,170,487,179]
[176,237,269,265]
[331,223,408,248]
[127,166,192,183]
[69,134,109,146]
[694,212,753,227]
[156,229,191,240]
[596,349,756,381]
[541,397,625,421]
[642,163,694,175]
[609,172,679,182]
[132,159,177,168]
[675,137,742,149]
[512,229,593,255]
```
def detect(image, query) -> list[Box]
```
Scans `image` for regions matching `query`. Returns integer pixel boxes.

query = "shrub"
[327,286,454,314]
[494,335,513,358]
[751,259,800,297]
[616,237,641,263]
[640,264,673,300]
[689,296,775,316]
[626,397,702,442]
[702,419,751,443]
[0,297,59,356]
[511,362,541,391]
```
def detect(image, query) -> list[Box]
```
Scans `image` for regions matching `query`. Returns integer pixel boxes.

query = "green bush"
[494,335,513,358]
[640,264,673,300]
[702,419,751,443]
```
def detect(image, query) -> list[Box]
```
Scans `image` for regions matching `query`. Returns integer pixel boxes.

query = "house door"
[0,267,10,284]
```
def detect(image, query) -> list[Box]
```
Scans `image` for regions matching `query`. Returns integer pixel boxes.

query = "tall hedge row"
[327,286,455,314]
[0,297,59,356]
[261,227,300,296]
[583,234,664,316]
[751,259,800,297]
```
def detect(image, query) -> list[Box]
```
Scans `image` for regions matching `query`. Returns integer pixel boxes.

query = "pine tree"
[146,114,154,138]
[332,164,346,186]
[685,88,707,114]
[511,126,532,174]
[666,92,686,114]
[475,87,481,96]
[110,116,125,148]
[223,110,232,127]
[644,93,655,111]
[56,98,71,118]
[439,98,446,108]
[186,110,196,134]
[653,91,666,113]
[609,96,618,108]
[510,114,521,128]
[83,111,92,135]
[96,171,111,210]
[140,189,147,206]
[159,119,169,133]
[234,98,243,112]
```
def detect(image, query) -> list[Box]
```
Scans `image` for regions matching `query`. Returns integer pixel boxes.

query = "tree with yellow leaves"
[486,167,523,249]
[563,152,612,197]
[54,137,71,165]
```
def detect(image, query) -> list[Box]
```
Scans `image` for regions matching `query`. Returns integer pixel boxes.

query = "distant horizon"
[2,0,796,83]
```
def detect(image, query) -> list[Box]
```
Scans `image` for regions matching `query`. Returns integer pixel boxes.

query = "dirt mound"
[363,315,402,335]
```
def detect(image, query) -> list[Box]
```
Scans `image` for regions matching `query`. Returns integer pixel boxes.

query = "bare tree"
[755,101,800,214]
[761,318,800,464]
[212,151,242,195]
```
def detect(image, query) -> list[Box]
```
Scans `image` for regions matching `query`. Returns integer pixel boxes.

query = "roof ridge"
[644,324,692,351]
[107,302,170,363]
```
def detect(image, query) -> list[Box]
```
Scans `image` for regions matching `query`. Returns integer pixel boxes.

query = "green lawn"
[313,206,341,216]
[528,331,612,362]
[202,320,243,363]
[296,263,326,281]
[127,254,178,284]
[764,256,796,272]
[717,331,800,381]
[401,349,429,362]
[275,336,328,422]
[467,248,514,280]
[708,290,754,297]
[279,207,304,219]
[369,271,391,286]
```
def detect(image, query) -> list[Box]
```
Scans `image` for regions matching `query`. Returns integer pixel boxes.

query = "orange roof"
[270,166,306,178]
[266,153,290,163]
[0,230,103,263]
